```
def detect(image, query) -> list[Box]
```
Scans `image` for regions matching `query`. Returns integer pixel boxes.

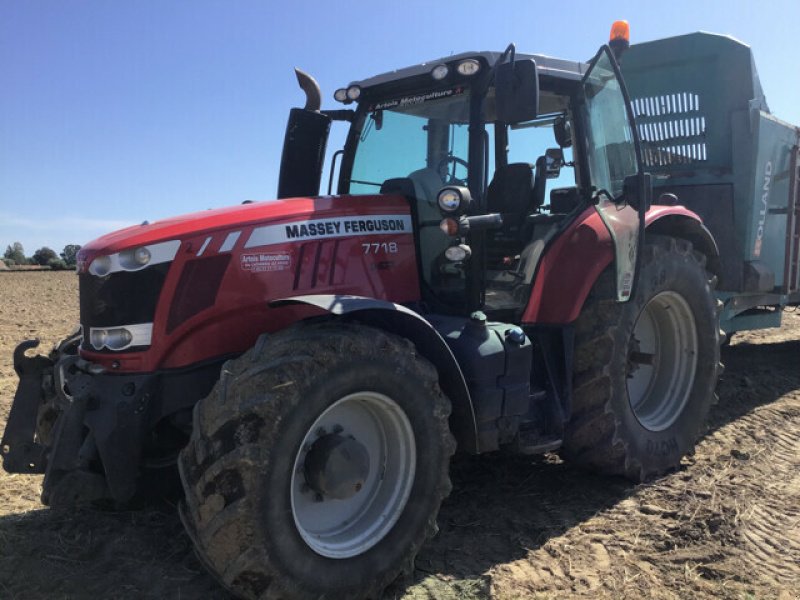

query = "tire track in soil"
[481,403,800,599]
[737,407,800,586]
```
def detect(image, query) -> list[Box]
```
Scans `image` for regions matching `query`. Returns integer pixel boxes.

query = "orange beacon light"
[609,20,630,59]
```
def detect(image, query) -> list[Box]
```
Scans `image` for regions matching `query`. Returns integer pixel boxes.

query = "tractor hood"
[74,192,419,374]
[76,194,410,271]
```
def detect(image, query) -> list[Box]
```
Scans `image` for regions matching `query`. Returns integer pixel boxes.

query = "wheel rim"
[627,291,698,432]
[290,392,416,559]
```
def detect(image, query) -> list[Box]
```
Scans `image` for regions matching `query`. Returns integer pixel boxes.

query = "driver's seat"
[485,162,541,266]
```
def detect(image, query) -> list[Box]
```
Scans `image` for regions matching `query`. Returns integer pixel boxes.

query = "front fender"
[270,294,480,454]
[522,206,614,325]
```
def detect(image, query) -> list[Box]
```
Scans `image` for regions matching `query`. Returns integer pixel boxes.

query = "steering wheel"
[437,155,469,186]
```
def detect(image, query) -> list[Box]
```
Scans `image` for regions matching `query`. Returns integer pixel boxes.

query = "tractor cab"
[280,42,648,320]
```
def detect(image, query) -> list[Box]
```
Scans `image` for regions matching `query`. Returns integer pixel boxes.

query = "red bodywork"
[77,195,420,373]
[522,204,705,325]
[77,193,704,373]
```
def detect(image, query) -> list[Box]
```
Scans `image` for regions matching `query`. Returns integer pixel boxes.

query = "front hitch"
[1,340,54,473]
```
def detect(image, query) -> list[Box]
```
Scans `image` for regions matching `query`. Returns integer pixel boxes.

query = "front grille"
[79,263,170,349]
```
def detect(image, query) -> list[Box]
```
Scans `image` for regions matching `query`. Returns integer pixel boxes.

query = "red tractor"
[3,24,721,599]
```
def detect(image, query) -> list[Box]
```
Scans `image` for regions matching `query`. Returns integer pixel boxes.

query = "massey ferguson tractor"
[3,21,799,599]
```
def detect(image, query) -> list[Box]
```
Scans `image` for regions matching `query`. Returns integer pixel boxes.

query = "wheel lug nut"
[314,493,324,503]
[316,427,327,437]
[332,424,343,434]
[301,483,311,493]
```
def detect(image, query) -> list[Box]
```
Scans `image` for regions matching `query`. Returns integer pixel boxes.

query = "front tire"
[563,235,722,480]
[178,323,454,599]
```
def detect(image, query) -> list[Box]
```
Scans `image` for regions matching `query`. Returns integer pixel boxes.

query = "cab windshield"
[346,89,471,196]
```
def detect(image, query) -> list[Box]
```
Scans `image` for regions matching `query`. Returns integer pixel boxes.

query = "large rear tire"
[563,235,722,480]
[178,323,454,599]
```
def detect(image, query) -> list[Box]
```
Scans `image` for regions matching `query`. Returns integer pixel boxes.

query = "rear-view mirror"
[495,59,539,124]
[544,148,564,179]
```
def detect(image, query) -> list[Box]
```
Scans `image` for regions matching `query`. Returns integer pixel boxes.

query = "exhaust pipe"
[294,68,322,112]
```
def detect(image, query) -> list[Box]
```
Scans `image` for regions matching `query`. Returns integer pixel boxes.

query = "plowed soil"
[1,271,798,599]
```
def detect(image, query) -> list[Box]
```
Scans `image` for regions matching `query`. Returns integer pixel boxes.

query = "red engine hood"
[78,195,400,259]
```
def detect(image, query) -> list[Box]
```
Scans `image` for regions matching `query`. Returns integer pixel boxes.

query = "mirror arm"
[478,43,517,96]
[321,109,355,122]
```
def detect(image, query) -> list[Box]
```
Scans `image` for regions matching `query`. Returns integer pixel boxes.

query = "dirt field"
[1,271,798,599]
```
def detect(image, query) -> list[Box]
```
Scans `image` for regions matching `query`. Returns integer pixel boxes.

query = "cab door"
[580,46,648,301]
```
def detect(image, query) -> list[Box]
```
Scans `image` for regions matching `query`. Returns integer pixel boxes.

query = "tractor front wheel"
[178,323,454,599]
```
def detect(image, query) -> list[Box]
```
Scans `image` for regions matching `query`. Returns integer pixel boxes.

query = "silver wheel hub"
[627,291,699,432]
[303,433,370,500]
[290,392,416,559]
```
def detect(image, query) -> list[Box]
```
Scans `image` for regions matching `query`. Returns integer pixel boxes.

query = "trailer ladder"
[786,144,800,295]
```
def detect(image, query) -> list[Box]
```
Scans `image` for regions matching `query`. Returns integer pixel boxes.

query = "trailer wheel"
[178,323,454,600]
[564,235,722,480]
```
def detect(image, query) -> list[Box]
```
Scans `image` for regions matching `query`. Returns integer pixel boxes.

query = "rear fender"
[522,205,717,325]
[644,207,720,274]
[270,295,479,454]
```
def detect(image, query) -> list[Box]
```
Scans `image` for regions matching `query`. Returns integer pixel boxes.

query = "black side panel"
[167,254,231,333]
[654,184,741,290]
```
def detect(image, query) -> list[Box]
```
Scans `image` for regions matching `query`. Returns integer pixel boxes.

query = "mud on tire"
[178,322,454,600]
[563,235,723,480]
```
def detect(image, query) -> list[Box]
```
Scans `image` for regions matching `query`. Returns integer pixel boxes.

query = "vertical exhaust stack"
[294,68,322,112]
[278,68,330,199]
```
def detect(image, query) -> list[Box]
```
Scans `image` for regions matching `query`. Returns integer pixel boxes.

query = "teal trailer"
[621,32,800,333]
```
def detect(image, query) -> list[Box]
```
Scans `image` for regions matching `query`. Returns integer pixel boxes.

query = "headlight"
[133,246,151,265]
[334,88,348,103]
[91,327,134,351]
[89,328,108,349]
[89,323,153,351]
[437,186,472,215]
[445,244,471,262]
[346,85,361,101]
[104,328,133,350]
[87,240,180,277]
[89,255,112,277]
[431,64,449,80]
[438,188,462,213]
[457,59,480,76]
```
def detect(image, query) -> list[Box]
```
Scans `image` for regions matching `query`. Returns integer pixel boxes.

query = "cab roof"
[350,50,588,89]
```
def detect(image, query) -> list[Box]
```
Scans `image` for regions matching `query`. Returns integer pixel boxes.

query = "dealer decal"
[240,252,292,272]
[244,214,412,249]
[370,86,464,111]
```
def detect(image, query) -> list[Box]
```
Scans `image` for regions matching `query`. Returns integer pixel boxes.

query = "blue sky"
[2,0,799,254]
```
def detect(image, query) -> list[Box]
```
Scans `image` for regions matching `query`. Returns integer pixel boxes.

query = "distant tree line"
[2,242,81,270]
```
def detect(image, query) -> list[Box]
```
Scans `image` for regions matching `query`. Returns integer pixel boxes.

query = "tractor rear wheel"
[178,323,454,599]
[563,235,722,480]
